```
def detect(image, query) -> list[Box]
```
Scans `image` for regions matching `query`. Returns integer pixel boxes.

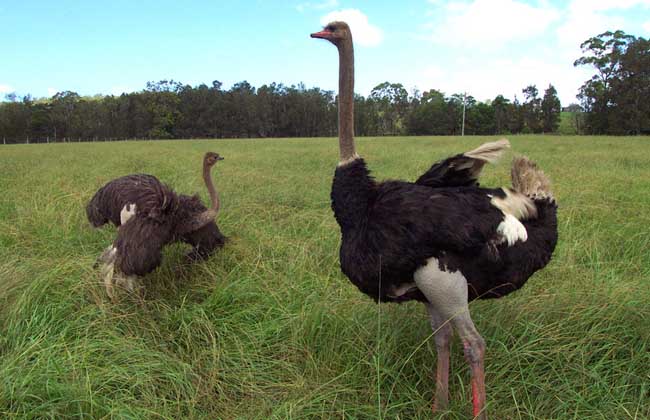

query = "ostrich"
[311,22,558,418]
[87,152,227,299]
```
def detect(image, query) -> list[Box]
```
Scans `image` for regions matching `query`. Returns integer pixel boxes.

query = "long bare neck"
[203,162,219,213]
[175,160,221,235]
[338,38,357,162]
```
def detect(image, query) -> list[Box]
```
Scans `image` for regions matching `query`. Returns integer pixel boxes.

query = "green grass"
[0,135,649,419]
[558,112,578,135]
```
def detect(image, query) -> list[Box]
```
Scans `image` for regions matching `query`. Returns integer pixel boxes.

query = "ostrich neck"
[330,37,372,232]
[337,39,357,162]
[175,161,220,235]
[203,163,219,214]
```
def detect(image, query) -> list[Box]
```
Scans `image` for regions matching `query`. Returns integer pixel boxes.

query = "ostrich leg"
[414,258,488,420]
[454,313,486,419]
[426,303,452,412]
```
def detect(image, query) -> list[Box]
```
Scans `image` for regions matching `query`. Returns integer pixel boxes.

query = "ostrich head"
[310,21,352,46]
[204,152,224,167]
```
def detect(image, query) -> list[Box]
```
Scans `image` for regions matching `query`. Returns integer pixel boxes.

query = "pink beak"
[310,30,330,39]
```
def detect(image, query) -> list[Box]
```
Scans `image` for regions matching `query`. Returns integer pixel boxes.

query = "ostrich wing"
[415,153,484,188]
[86,174,178,228]
[114,216,174,276]
[368,182,512,254]
[415,139,510,189]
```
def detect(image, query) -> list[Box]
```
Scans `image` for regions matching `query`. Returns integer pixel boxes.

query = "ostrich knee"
[414,257,487,418]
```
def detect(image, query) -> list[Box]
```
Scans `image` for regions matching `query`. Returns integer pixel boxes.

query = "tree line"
[1,31,647,144]
[0,80,562,144]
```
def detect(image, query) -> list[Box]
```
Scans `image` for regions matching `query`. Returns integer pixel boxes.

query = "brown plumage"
[87,152,227,299]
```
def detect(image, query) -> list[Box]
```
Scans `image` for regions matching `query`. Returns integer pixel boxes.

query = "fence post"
[27,136,30,144]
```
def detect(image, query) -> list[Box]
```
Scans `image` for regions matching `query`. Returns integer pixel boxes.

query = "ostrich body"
[87,152,226,298]
[312,22,558,418]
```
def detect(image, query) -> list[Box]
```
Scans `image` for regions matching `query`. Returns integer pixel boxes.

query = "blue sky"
[2,0,649,104]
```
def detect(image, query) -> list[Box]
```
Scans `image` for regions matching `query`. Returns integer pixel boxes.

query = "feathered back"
[416,139,510,188]
[86,174,179,227]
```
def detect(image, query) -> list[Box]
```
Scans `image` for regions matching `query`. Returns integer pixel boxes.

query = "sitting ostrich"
[312,22,558,418]
[87,152,227,299]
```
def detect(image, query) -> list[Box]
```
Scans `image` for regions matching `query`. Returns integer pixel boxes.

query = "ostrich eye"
[326,25,335,32]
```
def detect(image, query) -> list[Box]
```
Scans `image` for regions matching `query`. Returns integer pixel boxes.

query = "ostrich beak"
[310,30,331,40]
[217,156,224,161]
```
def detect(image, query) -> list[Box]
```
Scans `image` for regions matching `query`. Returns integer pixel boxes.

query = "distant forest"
[1,31,648,144]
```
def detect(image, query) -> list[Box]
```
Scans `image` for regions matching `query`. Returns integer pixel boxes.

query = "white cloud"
[567,0,650,14]
[47,88,58,97]
[412,52,591,105]
[413,0,650,104]
[427,0,560,49]
[297,0,338,13]
[555,0,643,60]
[556,12,625,50]
[0,84,13,94]
[320,9,383,47]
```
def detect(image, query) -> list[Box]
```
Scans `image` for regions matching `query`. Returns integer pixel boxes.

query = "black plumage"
[332,158,558,303]
[416,153,486,188]
[312,21,558,418]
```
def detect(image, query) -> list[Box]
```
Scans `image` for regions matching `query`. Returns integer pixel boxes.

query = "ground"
[0,135,648,419]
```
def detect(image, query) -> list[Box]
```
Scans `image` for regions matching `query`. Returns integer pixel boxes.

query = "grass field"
[1,135,649,419]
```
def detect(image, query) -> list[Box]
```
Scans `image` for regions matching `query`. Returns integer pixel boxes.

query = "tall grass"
[1,135,648,419]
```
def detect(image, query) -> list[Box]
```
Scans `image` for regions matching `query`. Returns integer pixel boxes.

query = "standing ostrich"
[87,152,227,298]
[311,22,558,418]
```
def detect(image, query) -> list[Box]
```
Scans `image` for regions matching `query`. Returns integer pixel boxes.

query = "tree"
[50,91,80,141]
[522,85,542,133]
[369,82,409,135]
[574,30,635,133]
[141,81,181,139]
[492,95,511,134]
[466,102,495,135]
[0,95,32,142]
[609,36,650,134]
[541,84,561,133]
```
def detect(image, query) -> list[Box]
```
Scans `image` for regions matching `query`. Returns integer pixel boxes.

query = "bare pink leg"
[426,304,452,412]
[463,339,486,419]
[414,260,487,418]
[453,316,487,420]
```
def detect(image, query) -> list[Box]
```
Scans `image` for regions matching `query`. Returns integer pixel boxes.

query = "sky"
[1,0,650,105]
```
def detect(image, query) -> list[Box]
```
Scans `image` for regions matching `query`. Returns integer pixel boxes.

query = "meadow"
[0,135,648,419]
